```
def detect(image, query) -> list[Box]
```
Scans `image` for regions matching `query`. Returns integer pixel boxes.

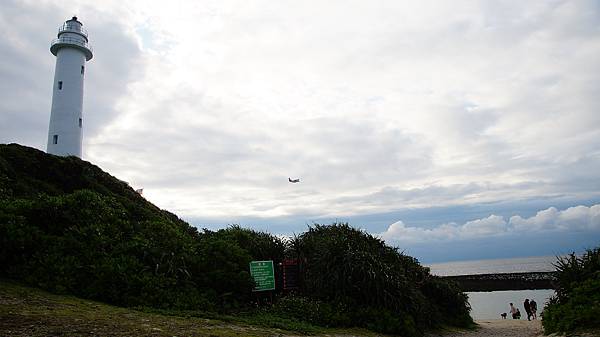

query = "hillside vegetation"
[0,143,472,336]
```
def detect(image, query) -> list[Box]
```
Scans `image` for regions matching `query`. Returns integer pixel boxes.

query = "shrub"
[543,247,600,334]
[270,295,420,336]
[0,190,257,311]
[421,277,472,327]
[543,274,600,332]
[207,225,286,262]
[289,223,472,335]
[553,248,600,302]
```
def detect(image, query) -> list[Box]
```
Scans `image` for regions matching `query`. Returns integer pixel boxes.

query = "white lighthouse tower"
[47,16,93,157]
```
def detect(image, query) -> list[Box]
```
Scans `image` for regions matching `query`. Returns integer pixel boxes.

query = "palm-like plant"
[290,223,471,332]
[553,247,600,303]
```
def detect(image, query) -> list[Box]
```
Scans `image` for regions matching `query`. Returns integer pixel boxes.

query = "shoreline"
[428,319,543,337]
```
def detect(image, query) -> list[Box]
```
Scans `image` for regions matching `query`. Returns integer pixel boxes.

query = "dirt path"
[428,319,543,337]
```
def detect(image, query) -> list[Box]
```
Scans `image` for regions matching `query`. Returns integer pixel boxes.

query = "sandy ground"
[428,319,543,337]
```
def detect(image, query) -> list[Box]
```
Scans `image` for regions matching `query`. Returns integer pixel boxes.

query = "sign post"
[282,258,299,290]
[249,260,275,292]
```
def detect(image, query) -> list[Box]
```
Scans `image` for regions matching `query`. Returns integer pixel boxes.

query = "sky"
[1,0,599,262]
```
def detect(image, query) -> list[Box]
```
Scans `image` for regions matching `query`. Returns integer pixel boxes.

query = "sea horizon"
[425,254,558,277]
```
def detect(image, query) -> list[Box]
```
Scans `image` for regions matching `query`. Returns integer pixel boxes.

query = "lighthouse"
[47,16,93,157]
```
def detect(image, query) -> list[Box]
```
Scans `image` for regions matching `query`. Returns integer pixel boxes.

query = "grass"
[0,279,388,337]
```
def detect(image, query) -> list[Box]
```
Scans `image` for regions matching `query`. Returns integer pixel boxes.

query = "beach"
[425,256,556,320]
[428,319,542,337]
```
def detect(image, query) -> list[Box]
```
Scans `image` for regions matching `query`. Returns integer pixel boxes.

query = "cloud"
[0,0,141,151]
[381,204,600,244]
[462,214,507,236]
[88,0,600,223]
[510,205,600,232]
[331,181,542,213]
[1,0,600,238]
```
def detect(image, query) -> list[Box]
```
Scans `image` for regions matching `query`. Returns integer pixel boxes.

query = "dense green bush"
[289,223,472,335]
[543,247,600,334]
[421,277,472,327]
[204,225,286,264]
[270,295,348,326]
[0,144,291,311]
[543,274,600,332]
[553,248,600,301]
[0,190,287,310]
[1,190,206,308]
[270,295,420,336]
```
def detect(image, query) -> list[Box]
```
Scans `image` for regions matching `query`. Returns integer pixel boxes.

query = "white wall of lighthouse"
[47,17,93,157]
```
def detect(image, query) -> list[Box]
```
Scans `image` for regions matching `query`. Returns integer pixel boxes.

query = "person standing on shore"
[524,299,532,321]
[510,303,519,319]
[530,299,538,319]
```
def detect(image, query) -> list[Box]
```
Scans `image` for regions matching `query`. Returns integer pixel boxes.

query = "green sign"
[249,260,275,291]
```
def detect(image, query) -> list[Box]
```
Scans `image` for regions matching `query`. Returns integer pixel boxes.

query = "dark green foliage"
[543,275,600,332]
[0,189,278,310]
[0,190,211,308]
[270,295,420,336]
[0,144,191,232]
[0,144,472,334]
[194,236,253,308]
[0,144,281,311]
[553,248,600,301]
[197,226,286,309]
[421,277,473,327]
[289,223,472,335]
[543,247,600,334]
[205,225,286,263]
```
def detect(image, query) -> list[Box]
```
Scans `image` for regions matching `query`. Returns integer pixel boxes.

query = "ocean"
[427,255,557,276]
[426,256,557,320]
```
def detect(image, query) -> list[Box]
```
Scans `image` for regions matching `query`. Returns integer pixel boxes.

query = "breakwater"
[442,272,556,291]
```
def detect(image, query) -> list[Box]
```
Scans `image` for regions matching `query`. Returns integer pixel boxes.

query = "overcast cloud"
[1,0,599,261]
[381,204,600,243]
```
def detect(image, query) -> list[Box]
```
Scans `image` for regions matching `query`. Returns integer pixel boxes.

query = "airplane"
[288,178,300,183]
